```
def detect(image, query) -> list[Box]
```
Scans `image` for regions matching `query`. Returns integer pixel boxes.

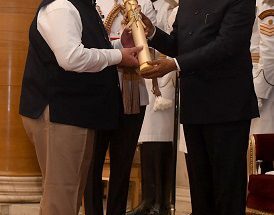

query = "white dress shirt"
[37,0,122,73]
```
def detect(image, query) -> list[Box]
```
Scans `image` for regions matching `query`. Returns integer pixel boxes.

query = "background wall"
[0,0,40,176]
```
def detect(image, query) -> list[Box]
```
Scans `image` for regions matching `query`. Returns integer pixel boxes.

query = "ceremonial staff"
[171,72,179,215]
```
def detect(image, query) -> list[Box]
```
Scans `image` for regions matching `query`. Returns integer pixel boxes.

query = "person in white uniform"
[126,1,178,214]
[83,1,156,215]
[251,0,274,134]
[250,0,274,173]
[250,2,260,78]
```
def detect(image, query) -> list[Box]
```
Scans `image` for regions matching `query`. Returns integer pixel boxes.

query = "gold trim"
[248,135,257,176]
[246,135,274,215]
[258,9,274,20]
[260,23,274,29]
[251,53,260,63]
[139,62,153,74]
[260,25,274,33]
[260,30,274,36]
[103,1,124,35]
[246,207,274,215]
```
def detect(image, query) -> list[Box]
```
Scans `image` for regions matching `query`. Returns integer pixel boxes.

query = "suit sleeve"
[149,8,179,58]
[175,0,255,72]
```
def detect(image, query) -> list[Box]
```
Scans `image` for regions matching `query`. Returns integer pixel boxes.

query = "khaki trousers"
[22,106,94,215]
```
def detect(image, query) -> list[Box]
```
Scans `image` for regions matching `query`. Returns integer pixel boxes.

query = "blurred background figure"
[250,0,274,173]
[126,0,178,214]
[83,0,156,215]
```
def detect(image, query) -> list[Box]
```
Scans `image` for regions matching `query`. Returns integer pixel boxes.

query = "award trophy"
[123,0,172,111]
[123,0,153,74]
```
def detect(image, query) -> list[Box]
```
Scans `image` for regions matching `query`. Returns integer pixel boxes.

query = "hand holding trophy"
[123,0,153,74]
[123,1,173,111]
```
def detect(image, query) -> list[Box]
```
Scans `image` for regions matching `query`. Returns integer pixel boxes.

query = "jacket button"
[194,10,199,15]
[188,31,193,35]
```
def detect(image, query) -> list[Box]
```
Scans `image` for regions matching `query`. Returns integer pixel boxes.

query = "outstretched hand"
[141,58,177,79]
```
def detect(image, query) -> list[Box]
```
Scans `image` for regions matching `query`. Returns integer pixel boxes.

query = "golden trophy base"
[139,62,153,75]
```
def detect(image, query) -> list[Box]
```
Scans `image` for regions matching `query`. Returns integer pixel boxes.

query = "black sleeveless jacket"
[20,0,122,129]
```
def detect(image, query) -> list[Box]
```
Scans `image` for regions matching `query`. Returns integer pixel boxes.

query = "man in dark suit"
[140,0,259,214]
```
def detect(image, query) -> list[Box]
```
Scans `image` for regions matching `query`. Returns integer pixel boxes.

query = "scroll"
[123,0,153,73]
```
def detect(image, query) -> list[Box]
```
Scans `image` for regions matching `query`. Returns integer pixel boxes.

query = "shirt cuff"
[108,49,123,66]
[148,26,156,40]
[174,58,181,71]
[111,39,123,49]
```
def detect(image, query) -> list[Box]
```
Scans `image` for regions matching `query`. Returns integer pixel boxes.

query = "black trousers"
[84,106,146,215]
[183,120,251,215]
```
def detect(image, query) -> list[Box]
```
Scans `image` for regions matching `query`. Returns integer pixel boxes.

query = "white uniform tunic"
[138,0,177,142]
[251,0,274,134]
[96,0,157,106]
[250,3,260,72]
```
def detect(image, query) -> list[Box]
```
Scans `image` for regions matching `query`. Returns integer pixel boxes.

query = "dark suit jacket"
[150,0,259,124]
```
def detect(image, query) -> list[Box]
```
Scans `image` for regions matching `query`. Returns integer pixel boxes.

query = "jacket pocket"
[203,11,224,25]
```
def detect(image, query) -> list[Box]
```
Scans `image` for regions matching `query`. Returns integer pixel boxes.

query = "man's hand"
[141,58,177,79]
[140,11,155,38]
[118,46,143,67]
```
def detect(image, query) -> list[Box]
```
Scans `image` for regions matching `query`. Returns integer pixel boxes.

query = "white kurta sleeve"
[37,0,122,73]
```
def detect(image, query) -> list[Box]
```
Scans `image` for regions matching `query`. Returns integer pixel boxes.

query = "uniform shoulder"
[138,0,153,7]
[43,0,76,13]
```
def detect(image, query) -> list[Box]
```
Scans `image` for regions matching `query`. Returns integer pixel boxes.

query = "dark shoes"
[125,203,151,215]
[147,207,171,215]
[126,143,173,215]
[126,205,171,215]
